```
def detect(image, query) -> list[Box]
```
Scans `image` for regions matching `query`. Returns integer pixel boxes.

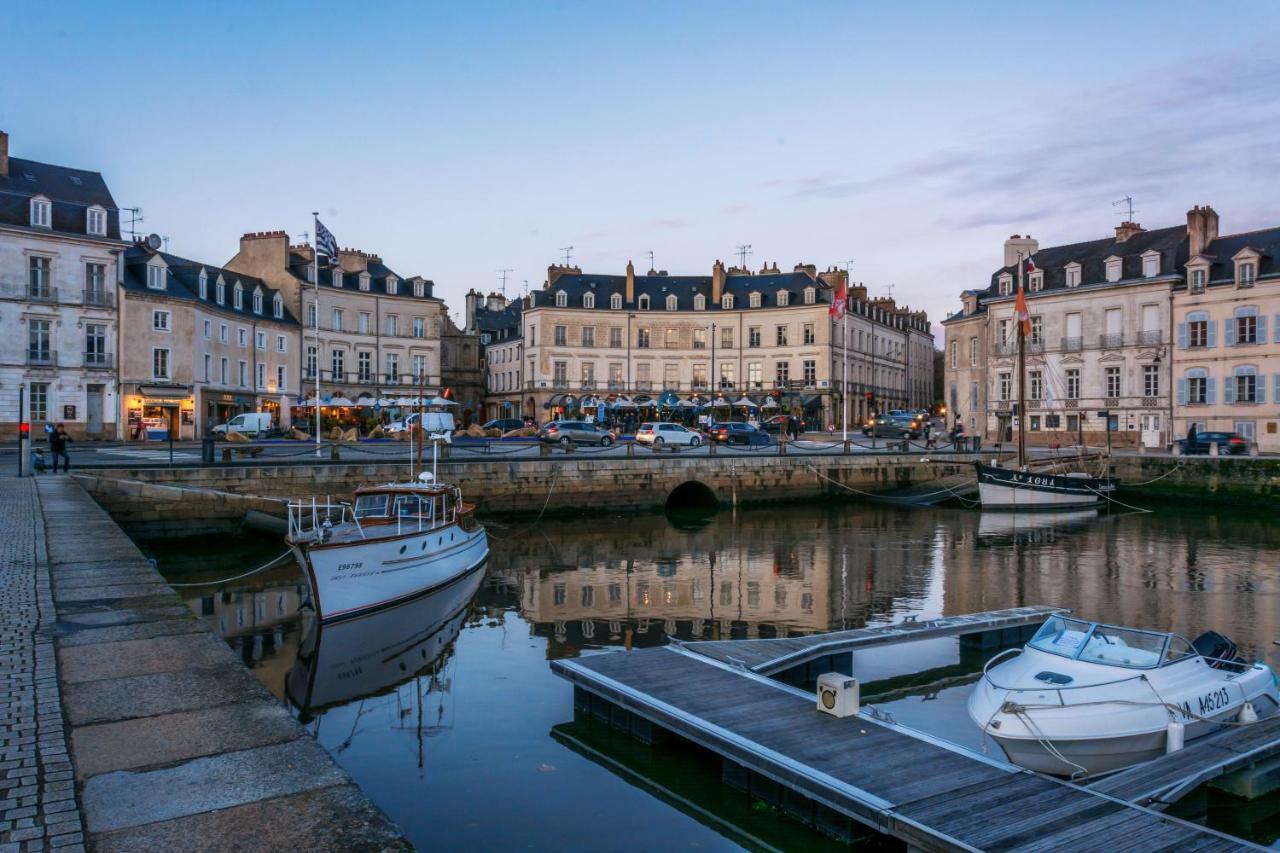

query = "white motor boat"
[286,473,489,623]
[969,614,1279,777]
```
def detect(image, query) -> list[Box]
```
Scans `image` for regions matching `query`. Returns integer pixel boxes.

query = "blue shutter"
[1207,320,1217,348]
[1274,314,1280,344]
[1176,378,1187,406]
[1259,375,1267,403]
[1224,375,1235,404]
[1206,377,1217,404]
[1177,323,1187,349]
[1224,318,1236,346]
[1275,374,1280,404]
[1260,315,1268,343]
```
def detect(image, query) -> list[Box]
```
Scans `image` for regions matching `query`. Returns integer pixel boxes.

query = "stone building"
[119,244,300,439]
[0,130,125,439]
[1172,206,1280,450]
[440,312,484,426]
[491,260,932,426]
[224,231,448,408]
[467,290,525,422]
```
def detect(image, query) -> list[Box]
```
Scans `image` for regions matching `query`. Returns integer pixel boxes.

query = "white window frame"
[86,205,107,236]
[233,283,244,310]
[29,196,52,229]
[555,290,567,307]
[199,271,208,299]
[237,327,248,348]
[665,294,678,311]
[152,310,171,332]
[583,292,595,309]
[252,289,263,314]
[610,293,622,309]
[638,294,650,310]
[216,279,225,304]
[1142,252,1160,278]
[1105,257,1122,283]
[255,330,266,350]
[147,264,166,290]
[722,294,734,310]
[332,268,343,288]
[1065,264,1081,288]
[777,290,789,307]
[203,319,212,340]
[803,287,815,305]
[277,334,287,353]
[273,294,283,318]
[219,323,228,343]
[387,278,398,296]
[152,347,171,380]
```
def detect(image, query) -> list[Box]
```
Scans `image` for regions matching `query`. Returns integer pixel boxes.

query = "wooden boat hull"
[975,462,1117,511]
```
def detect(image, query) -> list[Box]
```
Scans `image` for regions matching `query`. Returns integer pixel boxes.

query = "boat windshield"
[1029,616,1171,669]
[353,494,390,519]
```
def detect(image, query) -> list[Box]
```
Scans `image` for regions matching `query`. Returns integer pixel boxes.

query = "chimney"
[0,131,8,179]
[465,289,482,331]
[1187,205,1220,257]
[711,259,725,304]
[1003,234,1040,268]
[1114,221,1145,242]
[793,262,817,280]
[625,260,636,304]
[817,267,847,291]
[337,248,368,273]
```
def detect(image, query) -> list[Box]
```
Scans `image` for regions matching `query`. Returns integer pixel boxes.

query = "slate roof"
[533,271,830,312]
[1198,226,1280,285]
[285,251,438,300]
[0,156,122,240]
[123,245,300,325]
[475,298,523,343]
[984,225,1188,296]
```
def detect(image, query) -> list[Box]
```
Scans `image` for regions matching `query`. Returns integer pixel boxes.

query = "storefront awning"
[138,384,192,399]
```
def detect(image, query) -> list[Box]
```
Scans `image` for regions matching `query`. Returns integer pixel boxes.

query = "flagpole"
[313,211,321,459]
[841,311,848,441]
[1016,251,1027,468]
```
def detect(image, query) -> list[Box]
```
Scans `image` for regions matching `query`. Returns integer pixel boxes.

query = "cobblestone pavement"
[0,478,83,852]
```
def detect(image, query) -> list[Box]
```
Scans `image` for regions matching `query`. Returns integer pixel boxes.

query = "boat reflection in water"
[286,564,486,720]
[976,509,1100,544]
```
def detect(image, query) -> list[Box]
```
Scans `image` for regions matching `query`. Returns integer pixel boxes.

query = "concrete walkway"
[15,476,408,851]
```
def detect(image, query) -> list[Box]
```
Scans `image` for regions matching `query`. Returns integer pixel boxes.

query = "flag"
[829,278,847,320]
[1014,283,1031,338]
[315,218,339,262]
[1026,255,1037,273]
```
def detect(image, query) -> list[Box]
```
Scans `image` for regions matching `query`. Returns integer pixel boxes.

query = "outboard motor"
[1193,631,1246,672]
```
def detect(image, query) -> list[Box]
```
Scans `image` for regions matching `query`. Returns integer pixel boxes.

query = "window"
[1232,308,1260,345]
[331,349,345,379]
[273,294,283,319]
[749,326,761,348]
[79,204,106,236]
[969,336,978,366]
[581,327,594,347]
[152,310,170,332]
[412,317,425,338]
[803,323,815,345]
[1105,366,1121,398]
[553,361,567,386]
[638,294,650,310]
[998,318,1011,347]
[30,196,51,228]
[1030,316,1043,345]
[749,292,761,308]
[358,312,370,334]
[216,279,225,304]
[775,362,790,385]
[554,325,567,346]
[238,360,248,387]
[28,320,51,365]
[252,290,263,314]
[198,271,208,299]
[277,365,287,391]
[277,335,287,353]
[949,340,958,368]
[1190,268,1206,292]
[1029,271,1043,292]
[358,274,370,292]
[386,353,399,383]
[775,326,788,346]
[413,280,425,298]
[777,290,789,307]
[692,328,706,350]
[720,362,734,388]
[579,362,594,387]
[233,283,243,309]
[610,293,622,309]
[1184,369,1209,404]
[1029,370,1043,400]
[664,328,678,349]
[147,264,166,290]
[84,323,106,367]
[1142,253,1160,277]
[256,363,266,389]
[637,328,650,348]
[152,348,170,380]
[237,328,248,348]
[332,309,343,331]
[305,346,317,379]
[554,291,567,307]
[1239,262,1256,287]
[582,292,595,309]
[1030,415,1041,431]
[803,360,816,385]
[386,278,398,296]
[998,372,1011,401]
[1065,368,1080,400]
[255,331,266,350]
[203,353,212,381]
[748,362,762,387]
[1230,366,1259,404]
[1185,312,1211,348]
[1065,265,1081,288]
[332,268,343,288]
[722,294,735,309]
[220,357,228,384]
[356,351,372,382]
[28,257,51,298]
[998,274,1012,296]
[693,293,705,311]
[1143,364,1160,397]
[1105,257,1122,282]
[1066,414,1079,432]
[609,327,622,348]
[804,287,815,305]
[28,383,48,422]
[83,262,107,302]
[219,323,228,343]
[665,294,678,311]
[412,354,426,381]
[721,327,733,349]
[386,315,398,337]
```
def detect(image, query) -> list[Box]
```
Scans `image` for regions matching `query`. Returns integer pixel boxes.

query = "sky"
[4,1,1278,338]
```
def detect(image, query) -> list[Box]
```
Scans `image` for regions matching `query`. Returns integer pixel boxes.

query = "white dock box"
[816,673,859,718]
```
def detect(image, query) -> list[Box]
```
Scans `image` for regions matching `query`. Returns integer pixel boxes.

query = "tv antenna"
[162,236,170,253]
[522,279,529,296]
[122,207,144,240]
[885,282,896,299]
[1112,195,1138,221]
[735,243,753,268]
[645,250,655,273]
[496,268,513,296]
[559,246,574,266]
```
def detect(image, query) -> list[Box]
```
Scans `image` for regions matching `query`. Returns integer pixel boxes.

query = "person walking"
[1186,422,1198,454]
[50,424,72,473]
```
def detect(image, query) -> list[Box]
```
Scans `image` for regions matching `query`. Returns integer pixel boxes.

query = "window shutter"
[1176,378,1187,406]
[1275,374,1280,404]
[1177,323,1187,349]
[1274,315,1280,344]
[1224,319,1236,346]
[1259,375,1268,404]
[1224,377,1235,404]
[1260,315,1268,343]
[1207,320,1217,348]
[1206,377,1216,404]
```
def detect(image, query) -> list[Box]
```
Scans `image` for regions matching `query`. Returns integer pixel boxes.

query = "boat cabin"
[353,485,458,528]
[1029,615,1195,670]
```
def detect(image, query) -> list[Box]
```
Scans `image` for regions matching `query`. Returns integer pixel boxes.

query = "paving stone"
[51,607,190,630]
[54,619,202,649]
[58,634,234,685]
[62,666,269,727]
[54,585,175,605]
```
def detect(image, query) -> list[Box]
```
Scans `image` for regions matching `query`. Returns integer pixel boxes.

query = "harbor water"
[145,503,1280,850]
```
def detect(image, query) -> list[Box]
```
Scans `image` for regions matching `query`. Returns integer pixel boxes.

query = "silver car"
[538,420,615,446]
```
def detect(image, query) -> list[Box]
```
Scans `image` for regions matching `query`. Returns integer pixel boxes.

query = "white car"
[386,411,456,439]
[635,421,702,447]
[212,412,272,438]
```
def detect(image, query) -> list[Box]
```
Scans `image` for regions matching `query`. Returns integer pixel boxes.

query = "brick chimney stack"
[625,260,636,304]
[1114,221,1145,242]
[1187,205,1220,257]
[1003,234,1040,268]
[0,131,8,179]
[337,249,369,273]
[711,259,726,304]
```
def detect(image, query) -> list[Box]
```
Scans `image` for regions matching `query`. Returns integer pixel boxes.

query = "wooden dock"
[553,607,1265,851]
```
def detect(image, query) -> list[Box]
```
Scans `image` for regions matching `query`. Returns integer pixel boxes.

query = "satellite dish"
[146,233,163,251]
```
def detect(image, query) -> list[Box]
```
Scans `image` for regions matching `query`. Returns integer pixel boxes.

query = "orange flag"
[1015,284,1031,337]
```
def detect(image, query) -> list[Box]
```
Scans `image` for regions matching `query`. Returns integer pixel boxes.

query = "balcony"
[607,381,625,391]
[633,381,653,391]
[691,380,709,390]
[26,351,55,367]
[1061,336,1083,352]
[579,381,596,391]
[1100,333,1124,349]
[1063,399,1078,408]
[552,380,569,390]
[83,289,114,308]
[1026,340,1044,354]
[83,353,113,369]
[1137,330,1161,346]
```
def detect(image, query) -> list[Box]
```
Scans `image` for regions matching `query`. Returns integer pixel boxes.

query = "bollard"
[1209,442,1219,457]
[627,441,635,458]
[202,434,216,465]
[1250,441,1260,458]
[221,447,232,463]
[843,440,851,455]
[540,443,551,457]
[708,441,716,456]
[330,443,341,460]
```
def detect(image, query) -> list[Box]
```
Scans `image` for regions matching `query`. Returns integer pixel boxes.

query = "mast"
[1016,251,1027,467]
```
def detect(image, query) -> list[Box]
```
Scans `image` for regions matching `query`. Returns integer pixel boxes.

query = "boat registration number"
[336,562,364,572]
[1181,687,1231,719]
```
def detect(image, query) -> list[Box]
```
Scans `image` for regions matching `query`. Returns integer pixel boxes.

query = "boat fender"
[1166,721,1185,754]
[1240,702,1259,724]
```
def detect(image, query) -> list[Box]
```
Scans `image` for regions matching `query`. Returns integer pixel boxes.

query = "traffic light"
[18,422,29,437]
[864,392,874,403]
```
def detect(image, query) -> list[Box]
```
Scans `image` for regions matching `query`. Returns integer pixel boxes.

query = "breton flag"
[1015,282,1032,338]
[829,277,848,320]
[315,218,339,262]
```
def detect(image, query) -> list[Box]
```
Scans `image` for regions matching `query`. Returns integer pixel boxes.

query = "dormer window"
[555,290,567,307]
[1029,271,1044,292]
[216,278,226,304]
[233,282,244,310]
[803,287,815,305]
[1238,261,1256,288]
[1065,264,1081,288]
[272,293,283,319]
[638,294,650,310]
[693,293,705,311]
[413,280,425,298]
[722,294,735,310]
[998,274,1013,296]
[1190,267,1207,293]
[86,205,107,236]
[198,270,208,299]
[749,292,761,308]
[665,294,678,311]
[358,273,371,292]
[583,292,595,309]
[1142,251,1160,278]
[777,290,789,307]
[29,196,51,228]
[610,293,622,309]
[252,288,263,315]
[146,264,166,290]
[1105,256,1122,283]
[332,268,343,288]
[387,278,398,296]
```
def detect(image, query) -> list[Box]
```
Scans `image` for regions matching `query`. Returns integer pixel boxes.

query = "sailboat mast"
[1016,252,1028,468]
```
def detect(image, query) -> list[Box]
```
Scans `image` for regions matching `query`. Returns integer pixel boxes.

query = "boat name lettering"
[1196,687,1231,717]
[336,561,364,572]
[1012,473,1055,487]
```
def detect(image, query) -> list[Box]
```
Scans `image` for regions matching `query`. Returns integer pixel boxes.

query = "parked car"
[635,422,703,447]
[212,412,272,439]
[482,418,526,433]
[759,415,807,434]
[538,420,615,447]
[862,416,920,439]
[386,411,456,436]
[1175,432,1249,455]
[709,422,774,446]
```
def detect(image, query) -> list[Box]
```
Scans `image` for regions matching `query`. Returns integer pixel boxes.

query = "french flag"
[1026,255,1037,273]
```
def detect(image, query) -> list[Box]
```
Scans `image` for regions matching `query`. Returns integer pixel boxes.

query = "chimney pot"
[0,130,8,179]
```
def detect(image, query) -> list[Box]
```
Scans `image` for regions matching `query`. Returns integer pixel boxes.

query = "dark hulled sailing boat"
[975,252,1118,510]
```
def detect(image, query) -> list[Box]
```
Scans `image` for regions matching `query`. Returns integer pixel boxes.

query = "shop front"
[201,390,253,437]
[127,384,195,441]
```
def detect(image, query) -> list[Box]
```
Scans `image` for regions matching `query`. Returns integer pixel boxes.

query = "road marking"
[97,449,199,461]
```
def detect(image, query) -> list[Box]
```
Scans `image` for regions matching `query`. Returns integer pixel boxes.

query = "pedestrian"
[50,424,71,473]
[1186,422,1198,453]
[924,421,936,450]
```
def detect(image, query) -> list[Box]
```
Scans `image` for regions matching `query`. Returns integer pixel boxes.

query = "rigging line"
[168,549,294,587]
[484,466,561,540]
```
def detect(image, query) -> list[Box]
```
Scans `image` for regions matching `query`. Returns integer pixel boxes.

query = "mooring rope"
[484,466,561,541]
[167,549,294,588]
